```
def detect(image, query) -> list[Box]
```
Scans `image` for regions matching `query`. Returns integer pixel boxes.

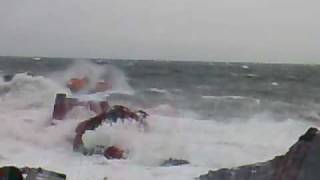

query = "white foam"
[242,65,249,69]
[0,73,69,109]
[149,88,168,94]
[32,57,42,61]
[0,74,317,180]
[201,95,261,104]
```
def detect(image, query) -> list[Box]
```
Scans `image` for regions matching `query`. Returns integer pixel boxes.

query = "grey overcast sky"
[0,0,319,63]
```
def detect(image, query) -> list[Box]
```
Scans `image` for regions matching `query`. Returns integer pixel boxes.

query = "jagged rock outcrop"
[198,127,320,180]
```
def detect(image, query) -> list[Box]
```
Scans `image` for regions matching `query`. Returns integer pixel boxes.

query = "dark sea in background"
[1,56,320,122]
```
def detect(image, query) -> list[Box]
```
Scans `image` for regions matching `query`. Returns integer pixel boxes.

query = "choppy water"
[0,57,319,180]
[2,57,320,120]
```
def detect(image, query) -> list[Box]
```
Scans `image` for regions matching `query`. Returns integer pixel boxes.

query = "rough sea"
[0,56,319,180]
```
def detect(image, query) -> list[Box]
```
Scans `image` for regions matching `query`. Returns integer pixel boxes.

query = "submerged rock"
[161,158,190,167]
[198,127,320,180]
[3,74,14,82]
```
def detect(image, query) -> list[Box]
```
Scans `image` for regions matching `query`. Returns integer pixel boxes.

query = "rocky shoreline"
[198,127,320,180]
[2,127,319,180]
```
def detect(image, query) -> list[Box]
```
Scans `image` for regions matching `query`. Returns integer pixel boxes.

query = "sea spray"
[0,60,319,180]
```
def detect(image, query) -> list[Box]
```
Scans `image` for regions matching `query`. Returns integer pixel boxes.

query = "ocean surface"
[0,57,319,180]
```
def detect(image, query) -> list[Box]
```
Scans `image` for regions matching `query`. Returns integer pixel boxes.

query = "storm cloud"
[0,0,319,63]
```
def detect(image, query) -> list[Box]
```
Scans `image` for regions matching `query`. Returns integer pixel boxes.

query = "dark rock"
[3,74,14,82]
[0,166,66,180]
[22,167,66,180]
[299,127,318,142]
[0,166,23,180]
[161,158,190,167]
[198,127,320,180]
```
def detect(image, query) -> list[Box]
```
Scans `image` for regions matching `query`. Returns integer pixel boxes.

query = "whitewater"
[0,59,318,180]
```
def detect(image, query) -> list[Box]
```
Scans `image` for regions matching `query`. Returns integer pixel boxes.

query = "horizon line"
[0,55,319,66]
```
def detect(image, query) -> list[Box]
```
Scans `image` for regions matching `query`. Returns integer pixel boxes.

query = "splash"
[81,113,314,168]
[49,60,134,95]
[0,73,68,109]
[0,65,318,180]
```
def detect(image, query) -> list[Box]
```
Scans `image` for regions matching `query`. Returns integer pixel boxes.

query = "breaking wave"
[49,60,134,95]
[0,73,68,108]
[0,65,318,180]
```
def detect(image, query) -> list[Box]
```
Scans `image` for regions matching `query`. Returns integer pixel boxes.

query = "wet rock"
[0,166,66,180]
[198,127,320,180]
[22,167,66,180]
[0,166,23,180]
[298,127,318,142]
[3,74,14,82]
[161,158,190,167]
